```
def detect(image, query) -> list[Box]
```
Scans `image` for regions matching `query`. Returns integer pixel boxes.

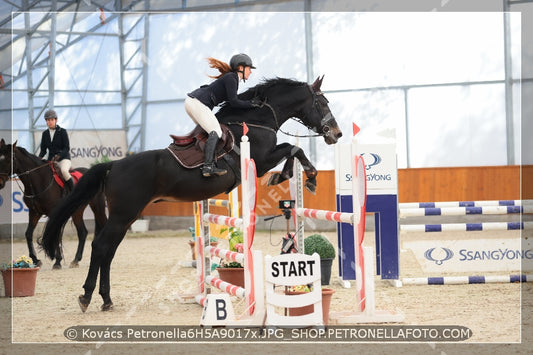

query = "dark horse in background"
[41,76,343,312]
[0,139,107,268]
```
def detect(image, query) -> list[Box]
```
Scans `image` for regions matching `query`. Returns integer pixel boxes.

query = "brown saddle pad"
[167,124,236,169]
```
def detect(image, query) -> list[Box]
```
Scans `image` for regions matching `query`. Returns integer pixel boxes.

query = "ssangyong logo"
[424,247,454,265]
[361,153,382,170]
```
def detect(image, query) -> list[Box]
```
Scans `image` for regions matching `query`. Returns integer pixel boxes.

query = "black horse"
[0,139,107,268]
[41,76,342,312]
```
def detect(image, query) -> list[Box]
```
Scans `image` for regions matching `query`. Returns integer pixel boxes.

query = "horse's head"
[0,138,13,189]
[302,76,342,145]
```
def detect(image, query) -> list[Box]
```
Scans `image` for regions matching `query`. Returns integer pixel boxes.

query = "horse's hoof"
[35,260,43,268]
[69,261,79,268]
[304,180,316,195]
[267,173,282,186]
[101,302,114,312]
[52,264,62,270]
[78,295,90,313]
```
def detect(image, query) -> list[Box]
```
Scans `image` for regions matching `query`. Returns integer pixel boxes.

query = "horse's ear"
[0,138,4,147]
[13,140,17,149]
[311,75,324,92]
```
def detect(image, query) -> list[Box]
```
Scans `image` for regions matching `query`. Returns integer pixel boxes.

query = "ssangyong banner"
[402,236,533,273]
[33,130,127,167]
[335,143,398,195]
[0,180,95,226]
[0,180,48,225]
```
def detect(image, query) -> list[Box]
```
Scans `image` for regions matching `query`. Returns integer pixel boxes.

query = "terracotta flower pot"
[286,288,336,325]
[320,288,335,325]
[2,267,40,297]
[216,267,244,288]
[286,290,314,316]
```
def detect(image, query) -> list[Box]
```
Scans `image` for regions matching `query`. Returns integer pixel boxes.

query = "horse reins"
[12,159,56,199]
[258,86,332,139]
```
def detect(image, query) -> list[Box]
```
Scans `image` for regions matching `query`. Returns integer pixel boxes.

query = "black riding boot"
[202,131,227,177]
[66,178,74,193]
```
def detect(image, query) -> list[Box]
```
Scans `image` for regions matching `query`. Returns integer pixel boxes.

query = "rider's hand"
[250,97,264,108]
[53,154,60,162]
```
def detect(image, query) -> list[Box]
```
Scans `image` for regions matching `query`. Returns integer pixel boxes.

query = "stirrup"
[202,164,227,177]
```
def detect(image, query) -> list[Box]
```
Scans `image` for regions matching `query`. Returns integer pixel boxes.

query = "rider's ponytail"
[206,57,232,79]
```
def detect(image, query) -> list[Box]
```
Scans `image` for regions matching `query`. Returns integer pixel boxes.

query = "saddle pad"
[51,164,83,189]
[166,126,236,169]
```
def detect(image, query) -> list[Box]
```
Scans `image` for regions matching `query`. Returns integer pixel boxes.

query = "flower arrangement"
[1,255,36,271]
[287,284,312,293]
[219,227,244,268]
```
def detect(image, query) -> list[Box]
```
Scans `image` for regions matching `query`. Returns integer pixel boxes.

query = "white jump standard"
[293,136,404,323]
[189,132,265,326]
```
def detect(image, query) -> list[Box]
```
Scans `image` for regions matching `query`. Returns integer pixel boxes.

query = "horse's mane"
[218,77,307,112]
[238,77,307,100]
[16,145,44,166]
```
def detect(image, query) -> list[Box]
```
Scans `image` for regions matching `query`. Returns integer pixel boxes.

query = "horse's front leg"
[267,156,294,187]
[260,143,318,194]
[25,210,42,267]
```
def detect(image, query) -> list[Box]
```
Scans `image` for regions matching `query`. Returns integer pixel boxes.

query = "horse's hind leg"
[25,210,42,267]
[79,228,106,312]
[70,209,88,268]
[79,217,128,312]
[89,193,108,237]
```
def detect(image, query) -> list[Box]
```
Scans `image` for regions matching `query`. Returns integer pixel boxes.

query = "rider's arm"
[38,131,47,159]
[57,128,71,160]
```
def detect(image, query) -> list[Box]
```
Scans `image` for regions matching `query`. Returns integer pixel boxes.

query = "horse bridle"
[261,85,335,139]
[10,154,56,199]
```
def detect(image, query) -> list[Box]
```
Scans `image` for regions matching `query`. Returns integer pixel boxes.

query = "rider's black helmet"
[229,53,256,71]
[44,109,57,120]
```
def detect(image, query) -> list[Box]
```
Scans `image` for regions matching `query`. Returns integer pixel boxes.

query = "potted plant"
[2,255,40,297]
[215,227,244,287]
[285,284,335,325]
[304,234,336,285]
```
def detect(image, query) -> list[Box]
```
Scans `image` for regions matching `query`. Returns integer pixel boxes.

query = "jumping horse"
[41,76,343,312]
[0,139,107,268]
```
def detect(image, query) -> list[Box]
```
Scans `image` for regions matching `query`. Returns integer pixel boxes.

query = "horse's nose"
[336,131,343,139]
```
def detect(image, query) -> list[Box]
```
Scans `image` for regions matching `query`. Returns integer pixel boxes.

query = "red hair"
[206,57,232,79]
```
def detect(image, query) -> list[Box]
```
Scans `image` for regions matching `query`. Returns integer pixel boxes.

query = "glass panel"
[148,12,306,101]
[407,84,506,167]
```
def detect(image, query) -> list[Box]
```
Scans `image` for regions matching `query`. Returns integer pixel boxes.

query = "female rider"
[185,53,260,177]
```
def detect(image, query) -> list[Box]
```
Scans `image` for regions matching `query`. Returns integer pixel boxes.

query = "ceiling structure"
[0,0,311,153]
[0,0,530,164]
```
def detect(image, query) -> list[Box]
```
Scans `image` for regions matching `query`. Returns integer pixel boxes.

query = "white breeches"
[58,159,72,181]
[184,96,222,137]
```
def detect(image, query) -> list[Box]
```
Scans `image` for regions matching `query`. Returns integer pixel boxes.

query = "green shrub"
[303,234,335,259]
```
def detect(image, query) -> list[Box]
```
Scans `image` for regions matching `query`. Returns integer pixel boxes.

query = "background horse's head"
[0,138,13,189]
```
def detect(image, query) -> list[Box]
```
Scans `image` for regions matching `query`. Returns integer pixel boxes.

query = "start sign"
[265,253,321,286]
[271,259,316,278]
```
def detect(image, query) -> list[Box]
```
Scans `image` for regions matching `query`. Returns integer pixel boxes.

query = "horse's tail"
[40,162,113,259]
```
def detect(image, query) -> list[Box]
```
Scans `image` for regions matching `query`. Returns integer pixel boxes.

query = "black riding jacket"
[38,125,71,161]
[188,72,252,110]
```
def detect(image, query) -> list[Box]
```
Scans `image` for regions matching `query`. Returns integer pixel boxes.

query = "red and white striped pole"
[352,123,367,312]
